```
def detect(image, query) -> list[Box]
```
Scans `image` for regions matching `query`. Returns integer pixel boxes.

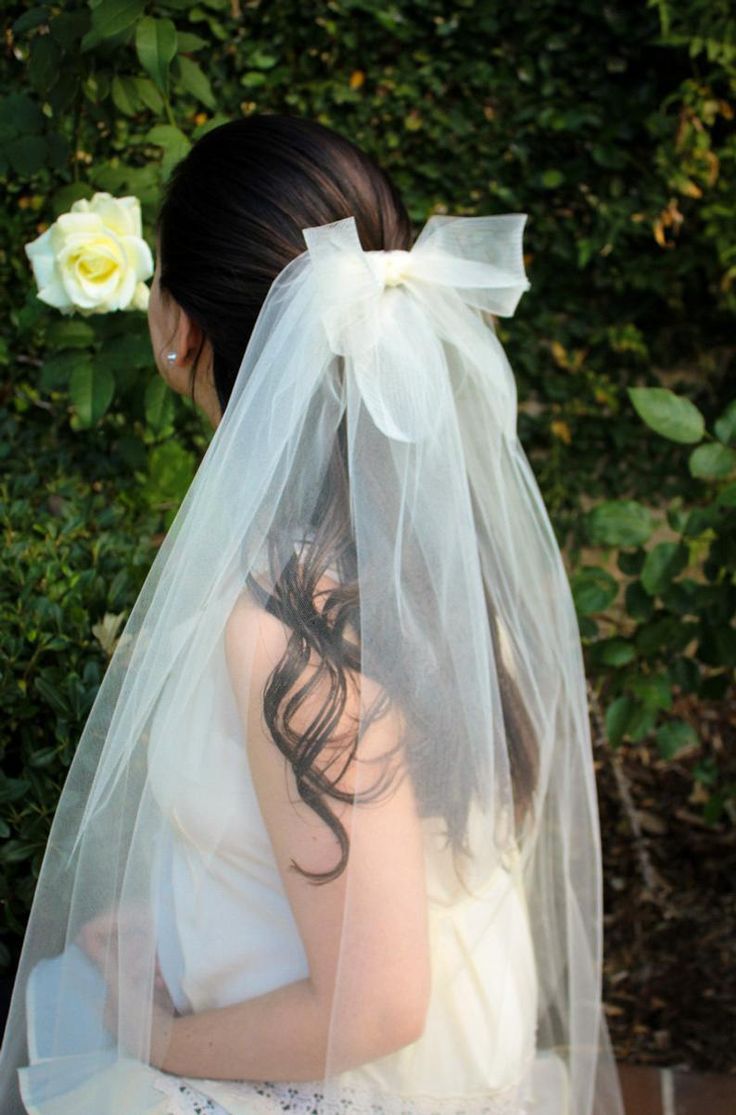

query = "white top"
[144,543,545,1114]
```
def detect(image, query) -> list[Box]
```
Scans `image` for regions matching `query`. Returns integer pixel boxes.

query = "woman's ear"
[172,307,206,368]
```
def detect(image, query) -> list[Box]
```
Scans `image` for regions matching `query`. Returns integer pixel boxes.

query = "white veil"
[0,211,625,1115]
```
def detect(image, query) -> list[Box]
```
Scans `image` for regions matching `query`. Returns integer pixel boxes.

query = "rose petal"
[90,193,141,239]
[122,235,154,281]
[24,227,58,291]
[36,276,74,311]
[132,281,150,311]
[56,211,105,237]
[112,264,136,311]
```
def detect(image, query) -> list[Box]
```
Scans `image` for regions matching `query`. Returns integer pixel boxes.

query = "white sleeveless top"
[144,548,566,1115]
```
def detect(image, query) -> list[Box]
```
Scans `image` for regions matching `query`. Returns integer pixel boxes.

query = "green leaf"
[715,483,736,508]
[6,135,47,175]
[142,124,191,178]
[90,0,144,41]
[177,55,216,108]
[98,333,152,371]
[635,616,689,656]
[655,719,698,760]
[541,168,564,188]
[714,400,736,446]
[586,500,654,546]
[596,638,636,667]
[144,123,188,147]
[69,362,115,427]
[13,8,50,35]
[689,442,736,479]
[0,776,31,804]
[640,541,689,596]
[40,351,88,391]
[44,318,94,347]
[145,440,197,517]
[627,386,705,444]
[177,31,208,51]
[28,34,62,93]
[625,580,654,621]
[52,182,93,215]
[145,375,175,431]
[133,77,164,113]
[626,703,657,742]
[0,93,45,134]
[112,75,143,116]
[570,566,618,615]
[630,673,673,712]
[605,695,633,746]
[136,17,178,95]
[33,675,69,715]
[248,48,279,68]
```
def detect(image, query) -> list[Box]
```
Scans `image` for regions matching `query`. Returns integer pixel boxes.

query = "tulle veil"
[0,210,625,1115]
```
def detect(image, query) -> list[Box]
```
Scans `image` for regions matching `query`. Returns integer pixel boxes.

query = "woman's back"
[142,541,544,1112]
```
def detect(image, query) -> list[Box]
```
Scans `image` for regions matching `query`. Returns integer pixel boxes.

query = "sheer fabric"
[0,213,625,1115]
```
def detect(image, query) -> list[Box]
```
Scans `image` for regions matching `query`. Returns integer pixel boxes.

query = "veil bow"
[303,213,530,441]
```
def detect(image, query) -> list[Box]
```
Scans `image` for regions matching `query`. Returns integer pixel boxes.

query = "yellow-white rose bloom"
[24,192,154,316]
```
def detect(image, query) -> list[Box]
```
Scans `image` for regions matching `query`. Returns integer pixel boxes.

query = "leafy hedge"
[1,0,734,968]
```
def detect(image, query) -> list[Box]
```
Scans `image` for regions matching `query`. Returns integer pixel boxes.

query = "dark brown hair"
[155,114,539,885]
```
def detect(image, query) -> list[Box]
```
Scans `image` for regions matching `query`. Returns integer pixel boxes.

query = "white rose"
[24,192,154,316]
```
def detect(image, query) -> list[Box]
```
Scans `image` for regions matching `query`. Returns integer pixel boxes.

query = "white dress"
[21,552,569,1115]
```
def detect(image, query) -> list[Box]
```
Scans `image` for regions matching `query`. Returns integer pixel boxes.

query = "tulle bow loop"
[409,211,531,319]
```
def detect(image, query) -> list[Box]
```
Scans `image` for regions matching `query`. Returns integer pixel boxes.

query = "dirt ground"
[592,683,736,1075]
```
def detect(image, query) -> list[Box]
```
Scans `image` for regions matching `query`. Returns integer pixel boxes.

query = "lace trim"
[152,1076,224,1114]
[152,1055,538,1115]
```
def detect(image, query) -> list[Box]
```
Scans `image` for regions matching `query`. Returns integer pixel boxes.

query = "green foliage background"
[0,0,734,970]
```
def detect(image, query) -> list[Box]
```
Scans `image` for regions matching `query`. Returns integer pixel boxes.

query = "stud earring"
[165,351,178,364]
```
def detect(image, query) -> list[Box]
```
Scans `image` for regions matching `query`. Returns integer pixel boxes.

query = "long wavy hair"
[155,114,539,885]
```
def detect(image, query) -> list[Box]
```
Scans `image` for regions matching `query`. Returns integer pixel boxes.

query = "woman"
[0,115,625,1115]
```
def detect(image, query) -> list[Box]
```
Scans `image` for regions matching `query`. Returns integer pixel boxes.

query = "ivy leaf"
[596,638,636,667]
[628,386,705,444]
[133,77,164,114]
[69,362,115,428]
[177,56,216,109]
[136,17,178,96]
[586,500,654,547]
[90,0,144,41]
[142,123,191,178]
[12,8,50,36]
[145,375,175,432]
[605,696,634,746]
[6,135,48,175]
[640,542,689,596]
[714,400,736,446]
[570,566,618,615]
[689,442,736,480]
[45,320,95,350]
[655,719,698,760]
[111,75,143,117]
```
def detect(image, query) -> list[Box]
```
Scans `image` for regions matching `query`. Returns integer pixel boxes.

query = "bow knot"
[377,248,413,287]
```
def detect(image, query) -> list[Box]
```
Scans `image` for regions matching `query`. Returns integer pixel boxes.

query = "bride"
[0,114,625,1115]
